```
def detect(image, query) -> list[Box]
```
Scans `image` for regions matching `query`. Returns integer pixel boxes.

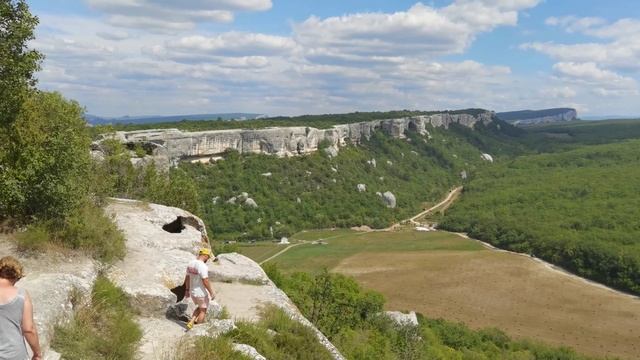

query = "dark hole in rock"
[162,217,185,233]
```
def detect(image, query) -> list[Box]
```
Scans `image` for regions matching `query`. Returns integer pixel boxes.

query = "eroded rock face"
[100,112,494,165]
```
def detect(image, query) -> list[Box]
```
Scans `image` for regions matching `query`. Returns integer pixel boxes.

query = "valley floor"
[239,229,640,359]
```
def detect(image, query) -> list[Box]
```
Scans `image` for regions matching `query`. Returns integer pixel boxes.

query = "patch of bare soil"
[334,250,640,360]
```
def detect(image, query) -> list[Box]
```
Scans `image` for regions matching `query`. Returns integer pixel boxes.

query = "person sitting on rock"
[0,256,42,360]
[184,248,216,330]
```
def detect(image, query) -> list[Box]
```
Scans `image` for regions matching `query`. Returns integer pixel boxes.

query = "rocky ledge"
[96,112,494,167]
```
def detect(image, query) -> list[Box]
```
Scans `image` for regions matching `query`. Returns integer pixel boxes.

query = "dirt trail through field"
[380,186,462,231]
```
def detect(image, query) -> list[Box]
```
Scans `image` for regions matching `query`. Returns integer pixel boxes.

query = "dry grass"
[334,249,640,360]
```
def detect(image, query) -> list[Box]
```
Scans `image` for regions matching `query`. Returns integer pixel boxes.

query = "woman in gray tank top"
[0,256,42,360]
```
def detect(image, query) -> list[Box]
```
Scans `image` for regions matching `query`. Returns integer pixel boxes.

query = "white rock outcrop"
[233,344,267,360]
[386,311,419,326]
[245,198,259,209]
[105,200,345,360]
[99,112,494,166]
[382,191,397,208]
[481,153,494,162]
[357,184,367,192]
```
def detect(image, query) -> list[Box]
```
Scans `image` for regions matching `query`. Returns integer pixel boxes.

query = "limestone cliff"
[98,111,494,167]
[496,108,577,126]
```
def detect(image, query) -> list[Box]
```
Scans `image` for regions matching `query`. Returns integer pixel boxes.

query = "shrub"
[228,305,333,360]
[52,276,142,360]
[15,202,126,262]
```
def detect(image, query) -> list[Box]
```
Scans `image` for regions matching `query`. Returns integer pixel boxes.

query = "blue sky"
[29,0,640,117]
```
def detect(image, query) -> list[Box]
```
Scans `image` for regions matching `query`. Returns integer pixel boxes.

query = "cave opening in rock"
[162,217,185,233]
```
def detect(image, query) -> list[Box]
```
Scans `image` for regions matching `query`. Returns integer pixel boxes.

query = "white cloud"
[295,0,539,64]
[552,62,637,96]
[35,1,640,117]
[167,33,297,57]
[524,16,640,72]
[545,16,606,33]
[86,0,271,30]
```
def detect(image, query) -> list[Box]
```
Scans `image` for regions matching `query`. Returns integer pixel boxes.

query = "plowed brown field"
[335,250,640,360]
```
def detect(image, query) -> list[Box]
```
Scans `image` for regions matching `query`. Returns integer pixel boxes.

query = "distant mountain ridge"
[85,113,266,125]
[496,108,577,126]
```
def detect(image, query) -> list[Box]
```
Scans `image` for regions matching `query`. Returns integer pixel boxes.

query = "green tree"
[0,91,91,219]
[0,0,43,126]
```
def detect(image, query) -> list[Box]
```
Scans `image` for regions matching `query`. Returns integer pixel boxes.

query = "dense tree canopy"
[0,0,42,126]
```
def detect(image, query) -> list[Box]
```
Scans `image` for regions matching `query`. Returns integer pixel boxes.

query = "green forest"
[440,139,640,295]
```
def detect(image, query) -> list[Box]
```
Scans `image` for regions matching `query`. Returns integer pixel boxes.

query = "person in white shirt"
[184,248,215,329]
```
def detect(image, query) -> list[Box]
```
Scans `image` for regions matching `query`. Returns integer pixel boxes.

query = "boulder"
[233,344,267,360]
[367,158,377,168]
[245,198,259,209]
[238,192,249,202]
[481,153,494,162]
[324,146,339,158]
[386,311,419,326]
[209,253,270,285]
[357,184,367,192]
[261,172,272,177]
[460,170,468,180]
[227,196,237,205]
[382,192,397,208]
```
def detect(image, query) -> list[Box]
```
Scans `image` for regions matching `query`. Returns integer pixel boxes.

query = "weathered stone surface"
[99,112,494,166]
[357,184,367,192]
[460,170,468,180]
[104,199,208,316]
[0,239,97,357]
[382,191,397,208]
[106,201,346,360]
[481,153,494,162]
[386,311,419,326]
[209,253,270,285]
[245,198,258,209]
[324,146,339,158]
[233,344,267,360]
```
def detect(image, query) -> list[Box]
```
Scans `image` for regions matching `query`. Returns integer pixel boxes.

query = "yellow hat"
[198,248,212,257]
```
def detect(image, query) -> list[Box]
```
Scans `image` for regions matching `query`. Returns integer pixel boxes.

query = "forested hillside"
[440,139,640,295]
[181,123,517,240]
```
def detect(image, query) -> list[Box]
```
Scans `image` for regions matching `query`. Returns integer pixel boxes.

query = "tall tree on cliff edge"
[0,0,43,126]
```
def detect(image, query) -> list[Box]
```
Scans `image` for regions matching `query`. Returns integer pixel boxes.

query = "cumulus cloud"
[295,0,539,64]
[552,62,637,94]
[524,16,640,72]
